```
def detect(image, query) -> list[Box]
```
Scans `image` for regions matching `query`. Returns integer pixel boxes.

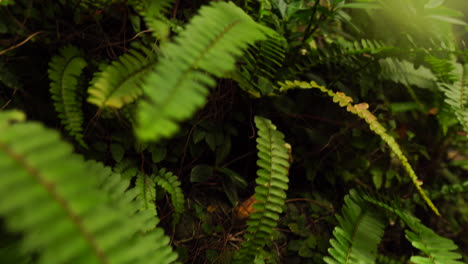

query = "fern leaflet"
[234,116,292,263]
[0,110,177,264]
[439,62,468,134]
[153,168,184,226]
[48,45,87,147]
[378,57,438,90]
[324,189,385,264]
[135,1,271,141]
[361,192,464,264]
[277,80,440,215]
[88,43,157,109]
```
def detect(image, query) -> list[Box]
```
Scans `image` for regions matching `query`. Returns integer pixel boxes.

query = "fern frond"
[234,34,286,97]
[48,45,87,147]
[306,38,395,67]
[136,172,157,213]
[135,1,270,141]
[361,192,463,264]
[406,225,463,264]
[324,189,385,264]
[88,43,157,109]
[131,0,175,40]
[378,57,438,89]
[153,168,184,226]
[0,110,177,264]
[277,80,440,215]
[439,63,468,134]
[234,116,291,263]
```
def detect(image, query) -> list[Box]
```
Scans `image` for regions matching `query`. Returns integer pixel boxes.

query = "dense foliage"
[1,0,467,263]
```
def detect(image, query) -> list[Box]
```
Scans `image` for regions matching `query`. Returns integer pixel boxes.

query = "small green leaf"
[150,145,167,163]
[190,164,214,183]
[371,168,383,190]
[110,143,125,162]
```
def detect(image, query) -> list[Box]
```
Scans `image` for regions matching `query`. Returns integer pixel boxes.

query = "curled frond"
[135,1,271,141]
[234,116,291,263]
[48,45,87,147]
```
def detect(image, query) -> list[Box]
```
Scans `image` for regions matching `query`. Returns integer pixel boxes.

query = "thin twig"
[0,31,42,56]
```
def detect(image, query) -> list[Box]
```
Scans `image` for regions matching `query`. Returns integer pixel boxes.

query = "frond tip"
[234,116,292,263]
[48,45,87,147]
[324,189,385,264]
[135,1,271,142]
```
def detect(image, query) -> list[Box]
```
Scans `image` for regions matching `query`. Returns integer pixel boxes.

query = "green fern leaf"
[277,80,440,215]
[135,1,271,141]
[88,43,157,109]
[362,192,464,264]
[234,34,286,97]
[324,189,385,264]
[440,63,468,134]
[48,45,87,147]
[153,168,184,226]
[0,110,177,264]
[378,57,438,89]
[136,172,157,213]
[131,0,175,41]
[406,225,463,264]
[234,116,292,263]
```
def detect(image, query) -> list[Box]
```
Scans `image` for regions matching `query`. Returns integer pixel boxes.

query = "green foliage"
[135,1,271,141]
[2,0,468,263]
[48,46,87,147]
[440,62,468,134]
[153,168,185,226]
[324,190,385,264]
[234,116,291,263]
[277,80,440,215]
[87,43,157,109]
[0,110,177,264]
[362,191,464,264]
[378,58,438,90]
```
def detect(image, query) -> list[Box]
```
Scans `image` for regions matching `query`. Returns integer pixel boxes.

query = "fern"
[136,172,157,213]
[234,34,286,97]
[362,192,464,264]
[277,80,440,215]
[48,45,87,147]
[0,110,177,264]
[378,57,438,90]
[439,62,468,134]
[234,116,292,263]
[135,1,271,141]
[324,189,385,264]
[305,38,396,67]
[153,168,184,226]
[131,0,175,41]
[87,43,157,109]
